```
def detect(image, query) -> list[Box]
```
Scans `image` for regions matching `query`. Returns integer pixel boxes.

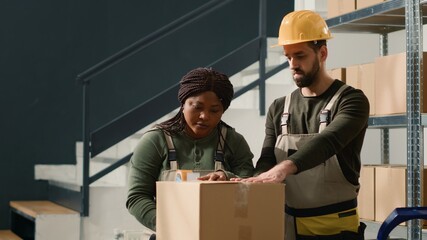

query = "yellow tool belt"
[286,199,364,239]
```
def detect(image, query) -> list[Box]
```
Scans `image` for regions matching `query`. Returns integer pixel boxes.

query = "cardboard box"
[374,52,427,115]
[327,67,346,83]
[374,165,406,224]
[357,0,386,9]
[374,165,427,225]
[358,165,375,220]
[156,181,285,240]
[327,0,356,18]
[346,63,375,115]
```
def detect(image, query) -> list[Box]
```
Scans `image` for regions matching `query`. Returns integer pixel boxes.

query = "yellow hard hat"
[276,10,332,46]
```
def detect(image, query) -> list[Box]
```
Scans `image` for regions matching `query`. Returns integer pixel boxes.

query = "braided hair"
[156,67,234,135]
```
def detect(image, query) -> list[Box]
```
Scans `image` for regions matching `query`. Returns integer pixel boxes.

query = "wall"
[0,0,293,229]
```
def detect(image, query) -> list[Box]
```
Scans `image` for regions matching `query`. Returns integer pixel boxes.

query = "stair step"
[0,230,22,240]
[10,201,80,240]
[10,201,78,219]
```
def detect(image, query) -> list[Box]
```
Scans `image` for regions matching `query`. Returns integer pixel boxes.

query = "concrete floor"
[363,220,427,239]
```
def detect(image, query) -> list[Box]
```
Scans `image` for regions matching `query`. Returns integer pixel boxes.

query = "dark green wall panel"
[0,0,293,228]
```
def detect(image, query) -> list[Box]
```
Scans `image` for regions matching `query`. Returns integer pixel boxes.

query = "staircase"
[29,117,167,239]
[2,37,289,240]
[0,230,22,240]
[9,201,79,240]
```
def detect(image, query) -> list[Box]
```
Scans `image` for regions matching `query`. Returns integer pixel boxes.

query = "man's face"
[283,42,321,88]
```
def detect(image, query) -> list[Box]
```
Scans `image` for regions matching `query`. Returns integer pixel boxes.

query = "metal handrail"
[79,0,271,216]
[80,0,236,217]
[76,0,233,85]
[234,61,289,99]
[90,36,262,157]
[87,38,286,189]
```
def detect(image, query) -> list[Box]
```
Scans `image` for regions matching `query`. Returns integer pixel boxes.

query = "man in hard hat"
[240,10,369,239]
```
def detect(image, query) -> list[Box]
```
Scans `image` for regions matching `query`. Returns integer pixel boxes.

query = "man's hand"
[197,171,227,181]
[235,160,297,183]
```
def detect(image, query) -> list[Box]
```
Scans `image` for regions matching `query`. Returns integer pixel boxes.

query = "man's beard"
[293,59,320,88]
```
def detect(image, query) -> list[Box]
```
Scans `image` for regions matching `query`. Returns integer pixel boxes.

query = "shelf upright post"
[258,0,267,116]
[405,0,424,239]
[380,33,390,164]
[82,80,90,217]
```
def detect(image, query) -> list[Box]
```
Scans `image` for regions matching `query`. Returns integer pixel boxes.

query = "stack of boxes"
[327,0,356,18]
[326,0,427,228]
[346,63,375,115]
[330,52,427,117]
[358,165,376,221]
[327,0,387,19]
[358,165,427,226]
[326,67,346,83]
[374,52,427,115]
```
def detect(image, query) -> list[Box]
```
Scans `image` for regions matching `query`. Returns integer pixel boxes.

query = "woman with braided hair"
[126,67,254,236]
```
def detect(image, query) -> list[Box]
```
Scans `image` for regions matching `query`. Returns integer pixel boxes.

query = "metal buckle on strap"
[281,113,290,126]
[319,110,330,124]
[215,151,224,162]
[168,149,176,161]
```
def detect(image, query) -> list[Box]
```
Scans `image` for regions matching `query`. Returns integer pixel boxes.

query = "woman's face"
[182,91,224,139]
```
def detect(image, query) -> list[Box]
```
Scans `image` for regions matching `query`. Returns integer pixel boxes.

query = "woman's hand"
[197,171,227,181]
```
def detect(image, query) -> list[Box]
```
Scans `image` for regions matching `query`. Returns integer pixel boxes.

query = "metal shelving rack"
[326,0,426,238]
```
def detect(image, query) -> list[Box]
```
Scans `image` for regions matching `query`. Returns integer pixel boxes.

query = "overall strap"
[214,126,227,171]
[281,93,292,134]
[319,85,349,133]
[163,131,178,170]
[164,126,227,171]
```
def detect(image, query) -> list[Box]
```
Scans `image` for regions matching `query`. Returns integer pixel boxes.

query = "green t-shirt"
[256,80,370,186]
[126,124,254,231]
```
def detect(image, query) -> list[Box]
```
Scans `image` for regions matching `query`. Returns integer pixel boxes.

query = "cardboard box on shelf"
[357,0,386,10]
[156,181,285,240]
[374,165,427,225]
[327,0,356,18]
[327,67,346,83]
[358,165,376,221]
[374,52,427,115]
[346,63,375,115]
